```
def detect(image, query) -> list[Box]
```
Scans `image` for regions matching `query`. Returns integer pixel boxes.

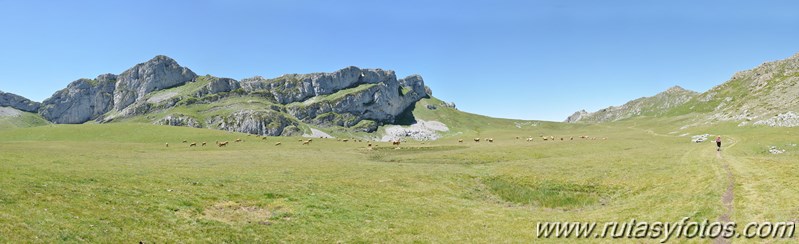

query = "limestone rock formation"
[113,55,197,111]
[155,114,202,128]
[31,55,432,136]
[564,110,588,123]
[206,110,302,136]
[39,74,117,124]
[195,76,241,97]
[240,66,398,104]
[0,90,40,112]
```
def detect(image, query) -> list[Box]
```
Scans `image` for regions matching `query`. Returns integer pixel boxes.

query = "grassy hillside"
[2,117,795,242]
[0,110,50,130]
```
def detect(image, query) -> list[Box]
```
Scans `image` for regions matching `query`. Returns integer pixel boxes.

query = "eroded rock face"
[155,114,202,128]
[0,90,41,113]
[206,110,302,136]
[195,77,241,97]
[240,66,397,104]
[286,74,429,126]
[34,55,432,137]
[39,74,117,124]
[113,55,197,111]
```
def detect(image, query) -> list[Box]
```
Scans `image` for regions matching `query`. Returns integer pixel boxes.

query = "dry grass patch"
[199,201,281,225]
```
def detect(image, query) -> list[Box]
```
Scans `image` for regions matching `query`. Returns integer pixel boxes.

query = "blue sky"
[1,0,797,121]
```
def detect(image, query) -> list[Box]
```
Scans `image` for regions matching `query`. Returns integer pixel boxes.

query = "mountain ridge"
[567,51,799,127]
[5,55,432,136]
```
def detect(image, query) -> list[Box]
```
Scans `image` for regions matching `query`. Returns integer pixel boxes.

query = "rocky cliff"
[0,90,41,113]
[113,55,197,111]
[26,55,430,136]
[39,74,117,124]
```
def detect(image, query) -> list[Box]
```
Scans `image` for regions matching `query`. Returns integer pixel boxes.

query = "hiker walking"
[716,136,722,151]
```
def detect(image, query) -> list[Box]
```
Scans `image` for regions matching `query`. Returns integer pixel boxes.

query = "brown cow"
[189,142,197,147]
[218,141,229,147]
[202,142,207,146]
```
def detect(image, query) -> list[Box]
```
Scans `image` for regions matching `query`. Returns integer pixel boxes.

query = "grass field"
[1,114,798,242]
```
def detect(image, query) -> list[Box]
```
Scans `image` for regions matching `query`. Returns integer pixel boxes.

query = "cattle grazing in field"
[218,141,229,147]
[526,137,533,142]
[202,142,207,146]
[262,137,267,140]
[235,138,242,143]
[189,142,197,147]
[342,139,349,142]
[474,138,480,142]
[602,137,607,140]
[275,142,282,146]
[458,139,464,143]
[392,141,401,146]
[516,136,520,140]
[165,143,169,148]
[302,140,310,145]
[182,140,188,143]
[488,138,494,143]
[570,137,574,140]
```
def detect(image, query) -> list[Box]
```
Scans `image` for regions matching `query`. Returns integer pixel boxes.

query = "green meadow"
[0,110,797,242]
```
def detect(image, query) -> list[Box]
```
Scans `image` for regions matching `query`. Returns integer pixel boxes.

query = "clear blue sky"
[1,0,797,121]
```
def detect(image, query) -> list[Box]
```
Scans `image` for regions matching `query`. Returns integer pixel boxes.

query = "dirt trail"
[713,137,737,244]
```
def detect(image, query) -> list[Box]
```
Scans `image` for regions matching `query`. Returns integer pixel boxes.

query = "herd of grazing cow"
[458,135,607,144]
[166,132,607,150]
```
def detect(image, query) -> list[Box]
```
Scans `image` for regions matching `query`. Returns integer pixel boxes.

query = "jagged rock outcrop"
[285,74,429,126]
[206,110,302,136]
[752,111,799,127]
[113,55,197,111]
[564,110,588,123]
[240,66,397,104]
[566,86,698,123]
[0,90,41,112]
[195,76,241,97]
[155,114,202,128]
[39,74,117,124]
[33,55,432,136]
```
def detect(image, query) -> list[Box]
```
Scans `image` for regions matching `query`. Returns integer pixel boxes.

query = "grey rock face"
[195,77,241,97]
[286,74,429,126]
[753,111,799,127]
[206,110,302,136]
[155,114,202,128]
[240,66,397,104]
[39,74,117,124]
[0,90,41,112]
[113,55,197,111]
[564,110,588,123]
